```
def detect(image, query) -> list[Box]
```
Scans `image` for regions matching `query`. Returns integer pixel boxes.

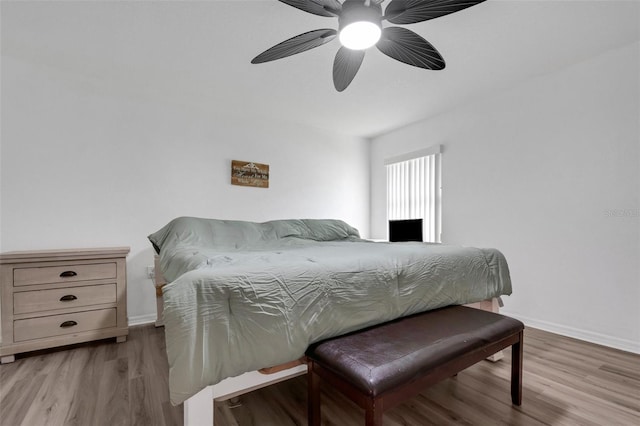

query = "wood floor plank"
[429,376,545,426]
[0,348,65,397]
[129,375,167,426]
[63,344,107,425]
[95,357,130,426]
[1,325,638,426]
[162,400,184,426]
[0,374,47,426]
[127,326,146,381]
[19,348,88,426]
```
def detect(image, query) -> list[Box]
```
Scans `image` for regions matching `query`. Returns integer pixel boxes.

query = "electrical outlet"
[146,266,155,279]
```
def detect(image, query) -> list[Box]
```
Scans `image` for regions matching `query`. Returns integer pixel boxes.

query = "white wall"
[0,55,370,324]
[370,42,640,353]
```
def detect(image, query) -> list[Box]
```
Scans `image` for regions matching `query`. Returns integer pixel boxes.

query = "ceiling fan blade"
[278,0,342,17]
[376,27,445,70]
[384,0,486,24]
[333,47,365,92]
[251,29,337,64]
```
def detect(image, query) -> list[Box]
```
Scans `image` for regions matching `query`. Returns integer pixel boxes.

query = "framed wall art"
[231,160,269,188]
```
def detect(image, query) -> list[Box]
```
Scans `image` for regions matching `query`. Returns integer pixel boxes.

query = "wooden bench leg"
[308,364,321,426]
[511,330,523,406]
[365,398,383,426]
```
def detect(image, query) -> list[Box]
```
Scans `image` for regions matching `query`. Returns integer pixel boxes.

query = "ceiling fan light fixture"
[338,1,382,50]
[339,21,381,50]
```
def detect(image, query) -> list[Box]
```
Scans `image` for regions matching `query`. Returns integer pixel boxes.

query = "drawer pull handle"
[59,295,78,302]
[60,320,78,328]
[60,270,78,278]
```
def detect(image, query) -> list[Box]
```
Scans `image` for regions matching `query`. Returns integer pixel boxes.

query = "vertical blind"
[385,146,442,243]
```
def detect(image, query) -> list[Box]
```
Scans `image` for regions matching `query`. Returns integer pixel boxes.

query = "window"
[385,145,442,243]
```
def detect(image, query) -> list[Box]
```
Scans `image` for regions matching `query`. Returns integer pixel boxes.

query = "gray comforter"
[149,217,512,405]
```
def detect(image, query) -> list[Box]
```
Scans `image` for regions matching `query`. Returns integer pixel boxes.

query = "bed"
[148,217,513,425]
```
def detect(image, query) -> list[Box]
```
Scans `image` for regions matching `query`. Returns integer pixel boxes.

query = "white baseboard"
[501,310,640,355]
[128,313,157,327]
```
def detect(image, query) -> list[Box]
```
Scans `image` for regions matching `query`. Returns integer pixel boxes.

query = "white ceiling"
[2,0,639,138]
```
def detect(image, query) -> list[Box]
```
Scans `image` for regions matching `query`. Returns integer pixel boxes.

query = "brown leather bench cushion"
[306,305,524,397]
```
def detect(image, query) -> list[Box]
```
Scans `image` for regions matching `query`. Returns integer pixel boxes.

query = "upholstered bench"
[305,305,524,426]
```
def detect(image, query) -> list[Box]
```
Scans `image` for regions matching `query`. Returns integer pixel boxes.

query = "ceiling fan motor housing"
[338,0,383,33]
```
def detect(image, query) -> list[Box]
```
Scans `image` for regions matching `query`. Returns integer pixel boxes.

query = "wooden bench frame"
[307,325,523,426]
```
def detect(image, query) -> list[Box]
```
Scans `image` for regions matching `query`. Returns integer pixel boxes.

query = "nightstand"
[0,247,129,363]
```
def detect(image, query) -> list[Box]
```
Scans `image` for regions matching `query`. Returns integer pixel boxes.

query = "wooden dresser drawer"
[13,262,117,286]
[13,284,117,315]
[14,308,117,342]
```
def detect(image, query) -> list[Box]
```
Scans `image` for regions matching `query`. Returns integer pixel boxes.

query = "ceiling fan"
[251,0,486,91]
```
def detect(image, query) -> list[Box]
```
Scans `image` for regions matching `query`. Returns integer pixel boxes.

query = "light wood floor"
[1,325,638,426]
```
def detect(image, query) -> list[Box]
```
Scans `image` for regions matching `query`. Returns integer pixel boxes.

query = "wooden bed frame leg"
[486,351,504,362]
[511,330,523,406]
[184,386,214,426]
[467,298,504,362]
[308,362,321,426]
